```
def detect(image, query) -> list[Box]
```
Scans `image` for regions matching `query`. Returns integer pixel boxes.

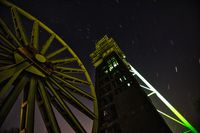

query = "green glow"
[107,57,118,71]
[183,130,192,133]
[157,110,185,126]
[111,57,118,67]
[127,63,198,133]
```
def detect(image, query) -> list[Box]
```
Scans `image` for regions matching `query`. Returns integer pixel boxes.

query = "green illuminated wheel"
[0,1,98,133]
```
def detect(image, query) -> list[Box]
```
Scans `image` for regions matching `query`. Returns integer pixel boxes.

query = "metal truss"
[125,61,198,133]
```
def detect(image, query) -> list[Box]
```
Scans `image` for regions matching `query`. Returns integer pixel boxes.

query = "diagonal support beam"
[20,78,37,133]
[127,63,198,133]
[157,109,185,126]
[148,91,155,97]
[0,76,29,127]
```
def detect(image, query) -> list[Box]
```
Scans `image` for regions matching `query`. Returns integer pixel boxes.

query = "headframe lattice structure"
[0,0,98,133]
[91,35,198,133]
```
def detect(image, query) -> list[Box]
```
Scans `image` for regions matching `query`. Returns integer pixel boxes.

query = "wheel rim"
[0,1,98,133]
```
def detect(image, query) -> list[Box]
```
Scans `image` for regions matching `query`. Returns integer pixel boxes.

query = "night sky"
[1,0,200,132]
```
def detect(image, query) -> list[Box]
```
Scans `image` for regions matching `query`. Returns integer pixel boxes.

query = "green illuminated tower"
[90,35,198,133]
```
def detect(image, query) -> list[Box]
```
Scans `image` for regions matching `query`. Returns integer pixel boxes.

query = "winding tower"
[90,35,171,133]
[90,35,198,133]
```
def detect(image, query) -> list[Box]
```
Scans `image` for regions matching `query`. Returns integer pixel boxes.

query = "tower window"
[123,76,126,80]
[111,57,119,67]
[107,57,119,72]
[118,76,127,83]
[105,70,108,74]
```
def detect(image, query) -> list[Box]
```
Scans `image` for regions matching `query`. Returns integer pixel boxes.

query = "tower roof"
[90,35,125,67]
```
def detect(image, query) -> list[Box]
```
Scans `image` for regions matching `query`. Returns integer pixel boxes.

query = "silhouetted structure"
[0,128,19,133]
[90,35,171,133]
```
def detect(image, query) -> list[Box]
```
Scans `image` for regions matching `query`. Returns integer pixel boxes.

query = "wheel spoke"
[49,77,95,118]
[0,68,23,98]
[40,34,55,55]
[20,78,37,133]
[0,75,29,127]
[30,21,39,49]
[59,90,96,119]
[45,79,87,133]
[0,43,13,53]
[0,17,21,47]
[0,33,16,49]
[0,61,30,83]
[55,66,85,73]
[46,47,67,59]
[53,71,89,85]
[0,52,13,59]
[49,96,78,131]
[50,57,77,64]
[0,60,13,65]
[0,60,25,71]
[37,80,60,133]
[11,7,29,46]
[52,74,94,101]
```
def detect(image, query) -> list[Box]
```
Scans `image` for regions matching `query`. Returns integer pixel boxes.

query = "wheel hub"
[35,54,46,63]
